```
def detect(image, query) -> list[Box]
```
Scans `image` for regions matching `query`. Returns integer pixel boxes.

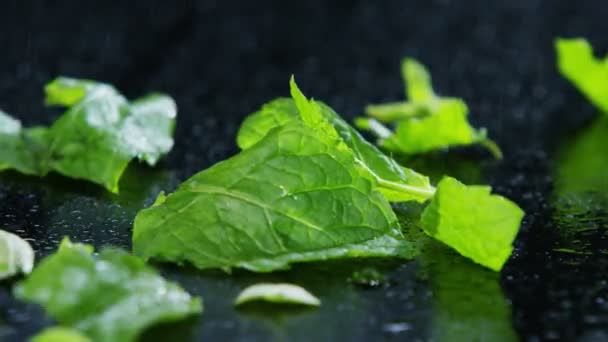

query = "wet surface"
[1,0,608,340]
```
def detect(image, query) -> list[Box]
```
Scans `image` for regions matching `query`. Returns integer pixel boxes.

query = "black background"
[1,1,608,341]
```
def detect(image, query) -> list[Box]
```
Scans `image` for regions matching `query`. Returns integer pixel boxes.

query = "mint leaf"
[133,119,416,272]
[0,229,34,280]
[237,98,433,202]
[358,58,502,158]
[234,283,321,306]
[556,38,608,112]
[14,238,202,342]
[32,327,91,342]
[420,177,524,271]
[0,78,176,192]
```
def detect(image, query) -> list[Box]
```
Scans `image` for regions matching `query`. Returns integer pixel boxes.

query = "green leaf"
[237,96,433,202]
[555,38,608,112]
[0,78,176,192]
[14,238,202,342]
[234,283,321,306]
[31,327,92,342]
[359,58,501,158]
[402,58,435,102]
[133,119,417,272]
[0,229,34,280]
[420,177,524,271]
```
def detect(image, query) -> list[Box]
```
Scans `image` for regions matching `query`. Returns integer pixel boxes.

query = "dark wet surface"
[1,1,608,340]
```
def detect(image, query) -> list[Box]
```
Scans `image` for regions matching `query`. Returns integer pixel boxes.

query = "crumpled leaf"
[234,283,321,306]
[555,38,608,112]
[420,177,524,271]
[14,238,202,342]
[0,77,176,192]
[0,229,34,280]
[357,58,502,158]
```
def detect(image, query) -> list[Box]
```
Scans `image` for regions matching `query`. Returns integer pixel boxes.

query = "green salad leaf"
[556,38,608,112]
[31,327,92,342]
[420,177,524,271]
[14,238,202,342]
[134,78,523,272]
[133,79,421,272]
[237,80,433,203]
[0,229,34,280]
[0,78,176,192]
[234,283,321,306]
[357,58,502,158]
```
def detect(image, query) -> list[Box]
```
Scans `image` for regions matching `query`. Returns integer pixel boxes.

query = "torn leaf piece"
[0,78,176,193]
[31,327,91,342]
[14,238,202,342]
[420,177,524,271]
[555,38,608,112]
[235,283,321,306]
[0,229,34,280]
[358,58,501,158]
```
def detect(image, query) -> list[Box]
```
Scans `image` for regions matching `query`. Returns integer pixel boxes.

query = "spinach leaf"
[14,238,202,342]
[556,38,608,112]
[32,327,91,342]
[0,229,34,280]
[357,58,502,158]
[0,78,176,192]
[421,177,524,271]
[234,283,321,306]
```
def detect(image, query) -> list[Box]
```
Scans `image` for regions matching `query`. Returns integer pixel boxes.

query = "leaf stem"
[375,178,436,200]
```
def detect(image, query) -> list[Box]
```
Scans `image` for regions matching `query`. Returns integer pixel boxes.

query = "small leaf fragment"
[555,38,608,112]
[0,229,34,280]
[234,283,321,306]
[31,327,92,342]
[420,177,524,271]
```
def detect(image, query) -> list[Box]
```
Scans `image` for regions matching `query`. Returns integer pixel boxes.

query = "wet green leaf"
[0,78,176,192]
[14,238,202,342]
[420,177,524,271]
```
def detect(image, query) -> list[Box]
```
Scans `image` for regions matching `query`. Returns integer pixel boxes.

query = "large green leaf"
[556,38,608,112]
[358,58,501,158]
[133,120,416,272]
[0,78,176,192]
[420,177,524,271]
[0,229,34,280]
[14,238,202,342]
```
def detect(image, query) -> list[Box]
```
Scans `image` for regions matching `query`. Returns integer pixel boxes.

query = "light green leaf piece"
[14,237,202,342]
[420,177,524,271]
[234,283,321,306]
[0,229,34,280]
[359,58,502,159]
[31,327,92,342]
[237,82,433,203]
[0,77,177,193]
[134,118,417,272]
[555,38,608,112]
